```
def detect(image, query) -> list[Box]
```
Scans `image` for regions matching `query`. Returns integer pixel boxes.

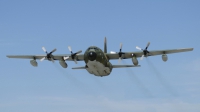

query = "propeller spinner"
[63,46,82,64]
[40,47,57,62]
[136,42,150,60]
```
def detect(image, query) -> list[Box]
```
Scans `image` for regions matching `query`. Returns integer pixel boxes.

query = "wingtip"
[185,48,194,51]
[6,55,12,58]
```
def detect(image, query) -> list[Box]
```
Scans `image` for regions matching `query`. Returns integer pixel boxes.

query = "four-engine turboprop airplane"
[7,37,193,77]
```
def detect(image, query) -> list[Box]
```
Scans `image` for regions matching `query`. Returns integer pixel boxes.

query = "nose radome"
[88,52,97,61]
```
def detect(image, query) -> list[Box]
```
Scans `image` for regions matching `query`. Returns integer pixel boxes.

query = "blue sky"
[0,0,200,112]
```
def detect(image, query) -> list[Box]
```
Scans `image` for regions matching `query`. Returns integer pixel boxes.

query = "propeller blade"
[74,59,77,64]
[50,58,55,63]
[40,57,45,61]
[136,46,142,51]
[120,43,123,49]
[42,47,47,53]
[146,42,150,49]
[110,51,117,54]
[75,50,82,55]
[50,48,57,53]
[118,57,122,64]
[41,47,57,62]
[141,55,144,60]
[68,46,72,52]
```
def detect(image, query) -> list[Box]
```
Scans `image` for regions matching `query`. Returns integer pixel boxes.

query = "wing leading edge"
[6,54,85,61]
[107,48,193,60]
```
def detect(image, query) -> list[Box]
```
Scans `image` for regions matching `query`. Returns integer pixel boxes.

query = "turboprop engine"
[59,60,68,68]
[162,54,168,62]
[30,60,38,67]
[132,56,138,65]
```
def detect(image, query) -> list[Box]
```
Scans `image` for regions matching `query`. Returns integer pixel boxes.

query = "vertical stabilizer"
[104,37,107,53]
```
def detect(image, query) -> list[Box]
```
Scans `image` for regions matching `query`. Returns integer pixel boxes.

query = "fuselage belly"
[86,60,111,76]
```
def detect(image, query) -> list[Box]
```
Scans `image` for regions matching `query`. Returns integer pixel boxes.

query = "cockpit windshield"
[88,47,98,50]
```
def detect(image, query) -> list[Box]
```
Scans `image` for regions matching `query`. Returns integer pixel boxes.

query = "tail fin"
[104,37,107,53]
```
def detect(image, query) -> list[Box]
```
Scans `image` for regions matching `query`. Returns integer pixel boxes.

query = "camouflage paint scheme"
[84,46,113,76]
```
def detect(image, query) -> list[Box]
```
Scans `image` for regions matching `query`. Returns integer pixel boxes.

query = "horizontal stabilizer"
[112,65,140,68]
[72,66,86,69]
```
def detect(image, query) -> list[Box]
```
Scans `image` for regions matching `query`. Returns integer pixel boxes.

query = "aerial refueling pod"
[132,56,138,65]
[59,60,68,68]
[162,54,168,62]
[30,60,38,67]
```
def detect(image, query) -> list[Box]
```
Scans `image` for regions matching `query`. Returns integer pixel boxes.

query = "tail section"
[104,37,107,53]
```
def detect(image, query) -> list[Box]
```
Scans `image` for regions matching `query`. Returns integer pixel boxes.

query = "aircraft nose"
[88,52,97,61]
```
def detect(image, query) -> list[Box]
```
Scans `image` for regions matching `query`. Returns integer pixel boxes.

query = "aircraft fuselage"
[84,46,113,76]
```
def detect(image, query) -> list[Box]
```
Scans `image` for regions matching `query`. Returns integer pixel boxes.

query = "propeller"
[63,46,82,64]
[110,43,125,64]
[40,47,57,63]
[136,42,150,60]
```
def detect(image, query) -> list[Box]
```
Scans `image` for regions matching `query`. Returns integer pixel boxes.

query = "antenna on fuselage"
[104,37,107,53]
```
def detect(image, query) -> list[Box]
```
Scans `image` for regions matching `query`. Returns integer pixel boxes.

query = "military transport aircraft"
[7,37,193,77]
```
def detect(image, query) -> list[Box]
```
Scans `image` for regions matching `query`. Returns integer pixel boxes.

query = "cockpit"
[87,46,102,52]
[87,46,98,51]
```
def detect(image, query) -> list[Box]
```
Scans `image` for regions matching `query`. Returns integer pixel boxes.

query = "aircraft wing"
[6,54,85,61]
[106,48,193,59]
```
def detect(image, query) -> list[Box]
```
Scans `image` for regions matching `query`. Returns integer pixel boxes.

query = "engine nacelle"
[162,54,168,62]
[59,60,68,68]
[30,60,38,67]
[132,56,138,65]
